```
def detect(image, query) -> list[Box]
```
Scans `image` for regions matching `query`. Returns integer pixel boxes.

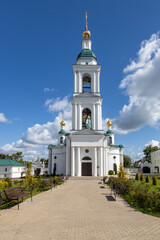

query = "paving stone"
[0,179,160,240]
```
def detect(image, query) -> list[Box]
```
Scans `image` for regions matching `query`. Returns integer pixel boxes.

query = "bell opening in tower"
[82,108,91,129]
[82,75,91,93]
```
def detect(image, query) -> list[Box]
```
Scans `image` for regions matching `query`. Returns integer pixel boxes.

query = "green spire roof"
[0,159,25,167]
[77,49,97,60]
[106,130,114,135]
[59,129,66,135]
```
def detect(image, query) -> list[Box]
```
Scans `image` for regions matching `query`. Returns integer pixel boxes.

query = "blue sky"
[1,0,160,161]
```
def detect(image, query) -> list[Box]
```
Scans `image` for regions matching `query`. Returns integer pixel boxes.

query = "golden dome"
[107,119,112,127]
[60,120,66,127]
[83,29,91,40]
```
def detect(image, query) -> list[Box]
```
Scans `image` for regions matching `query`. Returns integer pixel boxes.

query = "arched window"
[109,136,112,144]
[60,136,63,144]
[82,108,91,129]
[82,75,91,93]
[82,156,91,160]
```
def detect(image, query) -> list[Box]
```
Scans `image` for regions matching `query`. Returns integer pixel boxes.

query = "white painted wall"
[0,166,26,179]
[151,150,160,173]
[49,147,66,175]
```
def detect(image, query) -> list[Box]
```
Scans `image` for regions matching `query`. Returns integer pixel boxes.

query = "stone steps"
[69,176,101,180]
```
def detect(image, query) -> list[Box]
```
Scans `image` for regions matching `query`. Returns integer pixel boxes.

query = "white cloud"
[0,113,8,123]
[44,88,55,92]
[145,139,160,147]
[113,32,160,134]
[0,96,72,161]
[45,96,71,113]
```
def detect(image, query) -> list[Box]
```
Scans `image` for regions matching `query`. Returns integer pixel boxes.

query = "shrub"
[135,173,140,181]
[4,177,12,187]
[140,173,145,181]
[13,180,19,185]
[114,163,117,174]
[118,163,127,180]
[145,176,150,183]
[0,180,9,189]
[152,176,158,186]
[108,170,114,175]
[20,179,25,185]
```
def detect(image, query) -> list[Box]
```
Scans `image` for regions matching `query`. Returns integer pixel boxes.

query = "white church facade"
[48,17,124,177]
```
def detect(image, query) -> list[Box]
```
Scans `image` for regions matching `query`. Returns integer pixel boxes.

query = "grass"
[131,179,160,192]
[108,176,160,218]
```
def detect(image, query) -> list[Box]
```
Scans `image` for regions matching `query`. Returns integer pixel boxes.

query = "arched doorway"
[82,108,91,129]
[142,166,150,173]
[82,156,92,176]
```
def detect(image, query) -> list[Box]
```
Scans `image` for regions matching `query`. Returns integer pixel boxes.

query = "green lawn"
[108,176,160,218]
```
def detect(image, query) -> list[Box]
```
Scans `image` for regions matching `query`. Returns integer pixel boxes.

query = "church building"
[48,16,124,177]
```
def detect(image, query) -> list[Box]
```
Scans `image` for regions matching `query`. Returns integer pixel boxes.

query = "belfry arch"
[82,108,91,129]
[82,74,91,93]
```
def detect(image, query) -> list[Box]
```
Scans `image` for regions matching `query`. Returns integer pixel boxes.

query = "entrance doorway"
[142,167,150,173]
[82,162,92,176]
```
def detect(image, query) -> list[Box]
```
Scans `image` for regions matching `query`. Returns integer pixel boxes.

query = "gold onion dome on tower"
[107,119,112,127]
[60,119,66,127]
[83,29,91,39]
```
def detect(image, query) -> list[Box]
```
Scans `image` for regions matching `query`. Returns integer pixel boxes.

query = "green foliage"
[108,170,114,175]
[13,180,19,184]
[143,145,158,163]
[123,154,132,167]
[108,176,160,214]
[145,176,150,183]
[11,152,23,162]
[152,176,158,186]
[118,163,127,180]
[0,154,11,159]
[114,163,117,174]
[135,173,140,181]
[53,163,57,176]
[20,179,25,185]
[40,158,48,167]
[140,173,145,181]
[4,177,12,187]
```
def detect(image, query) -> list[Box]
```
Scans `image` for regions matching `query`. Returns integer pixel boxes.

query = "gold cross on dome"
[84,12,89,30]
[62,111,64,120]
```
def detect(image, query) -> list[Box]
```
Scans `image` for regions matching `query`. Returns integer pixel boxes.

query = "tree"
[40,158,48,167]
[118,163,127,180]
[0,154,11,159]
[123,155,131,167]
[143,145,158,163]
[11,152,24,163]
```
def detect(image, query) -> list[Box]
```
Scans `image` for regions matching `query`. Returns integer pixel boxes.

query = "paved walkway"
[1,179,160,240]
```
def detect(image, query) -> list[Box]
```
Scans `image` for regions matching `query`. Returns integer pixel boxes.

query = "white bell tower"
[71,13,103,132]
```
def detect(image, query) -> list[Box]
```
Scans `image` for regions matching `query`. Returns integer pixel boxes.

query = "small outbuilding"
[0,159,26,179]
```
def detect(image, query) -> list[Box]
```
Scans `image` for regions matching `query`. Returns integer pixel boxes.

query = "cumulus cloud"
[45,96,71,113]
[113,32,160,134]
[0,96,72,160]
[0,113,8,123]
[145,139,160,147]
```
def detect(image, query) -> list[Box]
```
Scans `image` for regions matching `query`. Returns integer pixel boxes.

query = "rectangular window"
[5,168,7,172]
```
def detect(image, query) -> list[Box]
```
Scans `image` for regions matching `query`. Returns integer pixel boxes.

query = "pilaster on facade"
[71,147,75,176]
[94,147,97,176]
[77,147,81,176]
[100,147,103,176]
